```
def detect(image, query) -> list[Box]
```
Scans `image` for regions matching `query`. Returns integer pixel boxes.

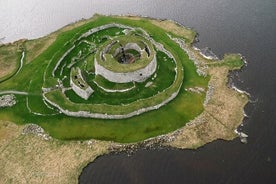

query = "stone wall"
[52,45,75,77]
[94,81,136,93]
[94,54,157,83]
[70,68,93,100]
[43,85,181,119]
[71,82,93,100]
[78,23,134,40]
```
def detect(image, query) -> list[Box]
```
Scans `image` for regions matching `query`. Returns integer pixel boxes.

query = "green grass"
[0,15,210,143]
[94,75,135,91]
[208,54,244,69]
[85,27,125,44]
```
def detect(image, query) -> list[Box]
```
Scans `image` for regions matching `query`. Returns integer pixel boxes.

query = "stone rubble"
[108,132,179,155]
[22,124,52,141]
[185,87,205,94]
[198,47,219,60]
[204,84,215,106]
[0,94,16,107]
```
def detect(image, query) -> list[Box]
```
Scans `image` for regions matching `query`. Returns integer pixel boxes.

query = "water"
[1,0,276,183]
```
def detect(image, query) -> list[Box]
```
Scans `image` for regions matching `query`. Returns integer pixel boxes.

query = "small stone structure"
[70,68,93,100]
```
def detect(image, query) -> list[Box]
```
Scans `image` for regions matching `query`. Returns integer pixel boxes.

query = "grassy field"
[0,15,210,142]
[208,54,245,68]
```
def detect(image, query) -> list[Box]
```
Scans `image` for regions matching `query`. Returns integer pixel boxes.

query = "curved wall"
[94,55,157,83]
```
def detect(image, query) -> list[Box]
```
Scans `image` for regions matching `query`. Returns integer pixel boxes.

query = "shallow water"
[1,0,276,183]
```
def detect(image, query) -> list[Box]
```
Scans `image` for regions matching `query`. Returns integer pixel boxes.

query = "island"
[0,14,248,183]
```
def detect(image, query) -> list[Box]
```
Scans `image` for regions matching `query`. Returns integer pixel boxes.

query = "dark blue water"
[1,0,275,183]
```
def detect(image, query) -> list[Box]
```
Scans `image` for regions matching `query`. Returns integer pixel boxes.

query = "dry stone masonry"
[70,68,93,100]
[94,54,157,83]
[43,22,182,119]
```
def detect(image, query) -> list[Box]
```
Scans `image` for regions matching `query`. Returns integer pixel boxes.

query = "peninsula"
[0,14,248,183]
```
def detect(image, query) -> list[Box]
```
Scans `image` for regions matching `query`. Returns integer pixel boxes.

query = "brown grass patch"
[150,19,196,43]
[0,44,20,79]
[0,121,109,184]
[0,120,23,151]
[167,66,248,149]
[25,36,56,63]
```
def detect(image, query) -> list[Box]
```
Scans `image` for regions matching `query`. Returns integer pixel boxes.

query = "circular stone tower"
[94,35,157,83]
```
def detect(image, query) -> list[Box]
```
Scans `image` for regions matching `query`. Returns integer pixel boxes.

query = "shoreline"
[77,44,250,180]
[0,14,249,184]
